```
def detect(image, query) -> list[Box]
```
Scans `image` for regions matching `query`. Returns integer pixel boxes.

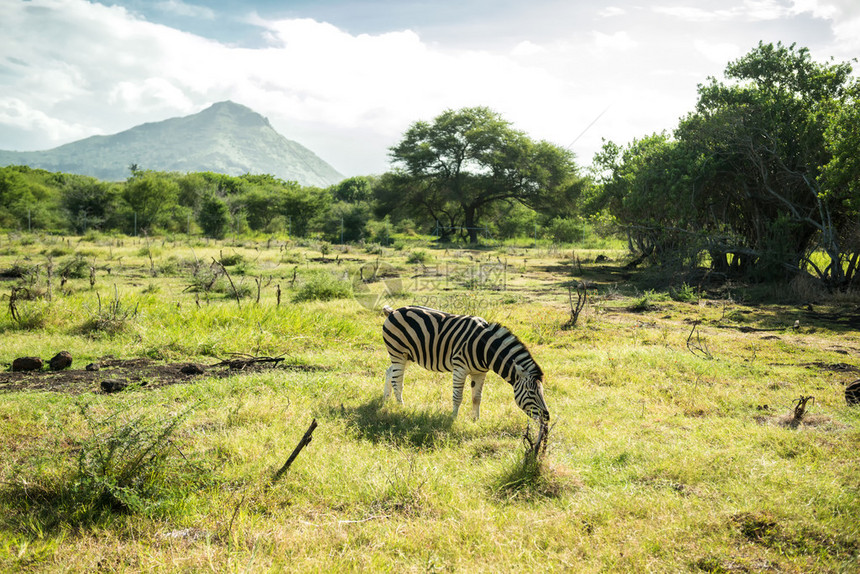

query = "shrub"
[72,402,195,516]
[58,255,91,279]
[547,217,586,244]
[293,271,353,302]
[406,249,431,264]
[670,282,698,302]
[219,252,245,266]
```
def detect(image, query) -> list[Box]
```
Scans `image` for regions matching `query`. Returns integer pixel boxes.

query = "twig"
[565,284,587,327]
[686,321,713,359]
[213,257,241,308]
[790,395,814,428]
[338,515,390,525]
[9,288,22,323]
[271,419,318,486]
[522,420,551,458]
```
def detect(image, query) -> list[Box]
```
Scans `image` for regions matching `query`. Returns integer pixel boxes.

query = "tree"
[388,107,579,243]
[198,195,230,239]
[593,133,702,265]
[332,176,373,203]
[677,42,857,284]
[61,175,119,233]
[0,166,65,231]
[121,170,179,233]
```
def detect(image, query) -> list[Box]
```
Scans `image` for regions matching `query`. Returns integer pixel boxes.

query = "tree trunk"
[464,205,479,244]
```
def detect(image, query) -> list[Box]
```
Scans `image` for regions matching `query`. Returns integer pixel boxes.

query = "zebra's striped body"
[381,305,549,422]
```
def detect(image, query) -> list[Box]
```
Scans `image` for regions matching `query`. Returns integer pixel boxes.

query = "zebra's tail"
[382,305,394,316]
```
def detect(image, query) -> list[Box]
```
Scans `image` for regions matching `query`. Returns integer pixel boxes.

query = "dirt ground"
[0,357,315,395]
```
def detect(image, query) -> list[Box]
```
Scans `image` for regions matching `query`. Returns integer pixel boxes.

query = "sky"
[1,0,859,177]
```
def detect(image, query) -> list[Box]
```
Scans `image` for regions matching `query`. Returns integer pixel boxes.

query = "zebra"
[381,305,549,423]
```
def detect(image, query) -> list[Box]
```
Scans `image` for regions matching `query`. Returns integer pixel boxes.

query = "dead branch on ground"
[523,419,550,459]
[213,353,285,370]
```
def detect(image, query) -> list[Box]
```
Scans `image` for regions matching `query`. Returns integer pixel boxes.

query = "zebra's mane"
[488,322,544,380]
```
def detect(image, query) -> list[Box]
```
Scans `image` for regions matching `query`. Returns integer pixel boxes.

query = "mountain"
[0,101,343,187]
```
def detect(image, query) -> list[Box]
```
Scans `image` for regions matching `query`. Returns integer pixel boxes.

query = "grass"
[0,232,858,572]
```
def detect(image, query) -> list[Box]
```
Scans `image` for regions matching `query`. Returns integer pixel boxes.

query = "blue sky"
[1,0,858,176]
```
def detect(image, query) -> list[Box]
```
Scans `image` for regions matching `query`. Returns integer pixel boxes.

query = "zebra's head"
[513,363,549,423]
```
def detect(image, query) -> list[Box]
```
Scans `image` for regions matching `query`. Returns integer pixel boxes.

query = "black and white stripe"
[382,305,549,422]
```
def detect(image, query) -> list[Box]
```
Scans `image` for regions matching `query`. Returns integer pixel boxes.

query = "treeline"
[0,166,586,244]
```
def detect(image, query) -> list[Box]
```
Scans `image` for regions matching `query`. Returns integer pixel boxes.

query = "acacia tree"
[388,107,579,243]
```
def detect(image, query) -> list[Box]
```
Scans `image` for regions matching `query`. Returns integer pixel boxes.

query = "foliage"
[593,42,859,288]
[547,217,586,244]
[79,287,139,337]
[73,401,195,516]
[386,107,581,243]
[60,175,120,233]
[320,201,371,243]
[121,170,180,233]
[292,271,353,302]
[0,166,66,231]
[198,195,231,239]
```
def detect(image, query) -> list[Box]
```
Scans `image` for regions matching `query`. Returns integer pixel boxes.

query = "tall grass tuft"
[79,285,139,336]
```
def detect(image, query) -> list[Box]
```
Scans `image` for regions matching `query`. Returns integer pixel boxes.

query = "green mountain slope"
[0,101,343,187]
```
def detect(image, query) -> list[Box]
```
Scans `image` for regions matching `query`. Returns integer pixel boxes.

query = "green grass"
[0,232,858,572]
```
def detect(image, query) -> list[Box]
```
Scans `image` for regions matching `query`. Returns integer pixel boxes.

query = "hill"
[0,101,343,187]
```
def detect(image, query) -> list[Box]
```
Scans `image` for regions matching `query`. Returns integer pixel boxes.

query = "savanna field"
[0,232,858,573]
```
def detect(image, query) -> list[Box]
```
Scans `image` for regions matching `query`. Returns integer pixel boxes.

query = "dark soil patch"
[0,357,325,395]
[804,361,859,373]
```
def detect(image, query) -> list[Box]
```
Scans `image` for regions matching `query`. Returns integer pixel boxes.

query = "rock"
[49,351,73,371]
[85,363,100,371]
[12,357,43,372]
[180,363,204,375]
[846,379,860,406]
[101,379,127,393]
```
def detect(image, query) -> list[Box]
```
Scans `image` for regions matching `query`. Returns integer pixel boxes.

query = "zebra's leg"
[384,361,407,404]
[470,372,487,420]
[451,366,468,418]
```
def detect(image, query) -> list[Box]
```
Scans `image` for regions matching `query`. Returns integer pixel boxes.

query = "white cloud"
[156,0,215,19]
[694,40,742,65]
[0,98,99,142]
[791,0,860,55]
[598,6,626,18]
[651,5,733,22]
[652,1,792,22]
[511,40,545,57]
[592,31,637,51]
[108,77,195,112]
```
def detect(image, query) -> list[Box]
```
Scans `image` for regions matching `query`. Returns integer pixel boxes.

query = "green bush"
[72,402,195,516]
[547,217,586,244]
[670,282,698,302]
[293,271,353,302]
[58,255,91,279]
[406,249,431,264]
